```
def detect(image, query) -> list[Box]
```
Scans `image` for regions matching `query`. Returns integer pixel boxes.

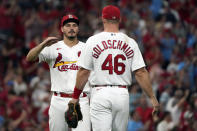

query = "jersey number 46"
[101,54,126,75]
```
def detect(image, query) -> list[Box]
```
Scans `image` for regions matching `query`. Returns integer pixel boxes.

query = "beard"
[63,33,77,40]
[64,30,77,40]
[67,36,76,40]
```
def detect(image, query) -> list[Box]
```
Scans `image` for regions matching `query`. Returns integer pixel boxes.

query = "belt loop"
[54,92,60,97]
[57,93,61,97]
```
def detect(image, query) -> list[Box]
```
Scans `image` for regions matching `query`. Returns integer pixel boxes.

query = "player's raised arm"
[26,37,59,62]
[134,67,160,115]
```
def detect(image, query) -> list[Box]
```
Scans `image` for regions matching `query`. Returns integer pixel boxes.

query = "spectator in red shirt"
[136,95,154,131]
[7,97,28,130]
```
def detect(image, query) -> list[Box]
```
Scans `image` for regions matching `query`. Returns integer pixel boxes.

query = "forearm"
[75,68,90,90]
[11,111,26,128]
[11,117,23,128]
[135,68,159,106]
[177,97,186,108]
[72,68,90,99]
[177,92,189,107]
[26,42,45,61]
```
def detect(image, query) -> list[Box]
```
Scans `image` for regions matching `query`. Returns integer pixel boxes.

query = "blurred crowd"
[0,0,197,131]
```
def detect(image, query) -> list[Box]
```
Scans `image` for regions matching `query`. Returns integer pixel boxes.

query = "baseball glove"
[65,103,83,128]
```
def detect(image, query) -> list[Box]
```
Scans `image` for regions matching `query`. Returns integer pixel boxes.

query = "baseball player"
[69,5,160,131]
[26,14,91,131]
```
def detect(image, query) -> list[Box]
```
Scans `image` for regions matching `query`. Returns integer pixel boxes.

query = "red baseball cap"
[102,5,120,20]
[61,14,79,26]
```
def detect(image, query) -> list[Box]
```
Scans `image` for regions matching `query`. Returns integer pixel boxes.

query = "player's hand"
[152,105,160,117]
[69,98,79,104]
[150,96,160,117]
[41,37,59,47]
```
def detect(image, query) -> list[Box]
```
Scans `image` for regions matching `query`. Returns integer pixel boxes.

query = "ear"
[119,17,122,23]
[61,26,63,33]
[102,18,106,23]
[102,18,107,24]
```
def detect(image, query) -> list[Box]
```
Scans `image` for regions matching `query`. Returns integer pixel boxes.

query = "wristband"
[72,87,82,99]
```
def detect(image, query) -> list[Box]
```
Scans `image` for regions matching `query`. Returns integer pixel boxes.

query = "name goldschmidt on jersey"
[92,40,134,59]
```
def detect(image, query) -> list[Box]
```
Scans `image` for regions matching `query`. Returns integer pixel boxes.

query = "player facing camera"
[61,14,79,40]
[26,13,91,131]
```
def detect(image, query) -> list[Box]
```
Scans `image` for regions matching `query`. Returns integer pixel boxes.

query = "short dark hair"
[106,19,120,24]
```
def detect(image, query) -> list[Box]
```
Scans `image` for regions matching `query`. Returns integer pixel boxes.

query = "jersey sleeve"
[131,40,146,71]
[38,47,51,63]
[78,38,94,70]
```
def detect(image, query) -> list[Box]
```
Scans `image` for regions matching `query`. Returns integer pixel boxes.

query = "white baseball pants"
[90,86,129,131]
[49,94,91,131]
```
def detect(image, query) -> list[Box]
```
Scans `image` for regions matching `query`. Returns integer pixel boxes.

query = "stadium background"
[0,0,197,130]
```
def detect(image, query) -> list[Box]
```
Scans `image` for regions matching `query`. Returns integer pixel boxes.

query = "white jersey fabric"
[39,40,91,131]
[78,32,145,86]
[39,40,88,93]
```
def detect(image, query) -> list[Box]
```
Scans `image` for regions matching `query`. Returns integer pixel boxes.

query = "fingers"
[152,110,159,116]
[45,37,59,42]
[48,39,59,45]
[48,37,59,45]
[43,37,60,46]
[69,99,79,104]
[152,107,160,117]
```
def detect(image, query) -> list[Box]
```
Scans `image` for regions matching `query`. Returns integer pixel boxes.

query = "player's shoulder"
[76,41,86,48]
[86,32,104,45]
[78,41,85,45]
[48,40,63,48]
[120,33,138,46]
[86,32,104,43]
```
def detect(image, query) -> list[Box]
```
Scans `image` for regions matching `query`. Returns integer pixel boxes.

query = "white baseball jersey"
[78,32,145,86]
[39,40,88,93]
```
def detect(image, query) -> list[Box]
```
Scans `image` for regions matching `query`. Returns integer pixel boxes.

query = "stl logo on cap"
[61,14,79,26]
[68,15,73,19]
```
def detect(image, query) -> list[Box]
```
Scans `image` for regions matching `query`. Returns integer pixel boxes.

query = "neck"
[103,23,119,32]
[63,36,78,47]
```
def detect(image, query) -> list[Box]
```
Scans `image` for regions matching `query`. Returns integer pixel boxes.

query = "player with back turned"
[69,5,160,131]
[26,14,91,131]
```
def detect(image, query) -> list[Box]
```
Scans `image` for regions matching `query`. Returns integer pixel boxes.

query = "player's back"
[84,32,145,86]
